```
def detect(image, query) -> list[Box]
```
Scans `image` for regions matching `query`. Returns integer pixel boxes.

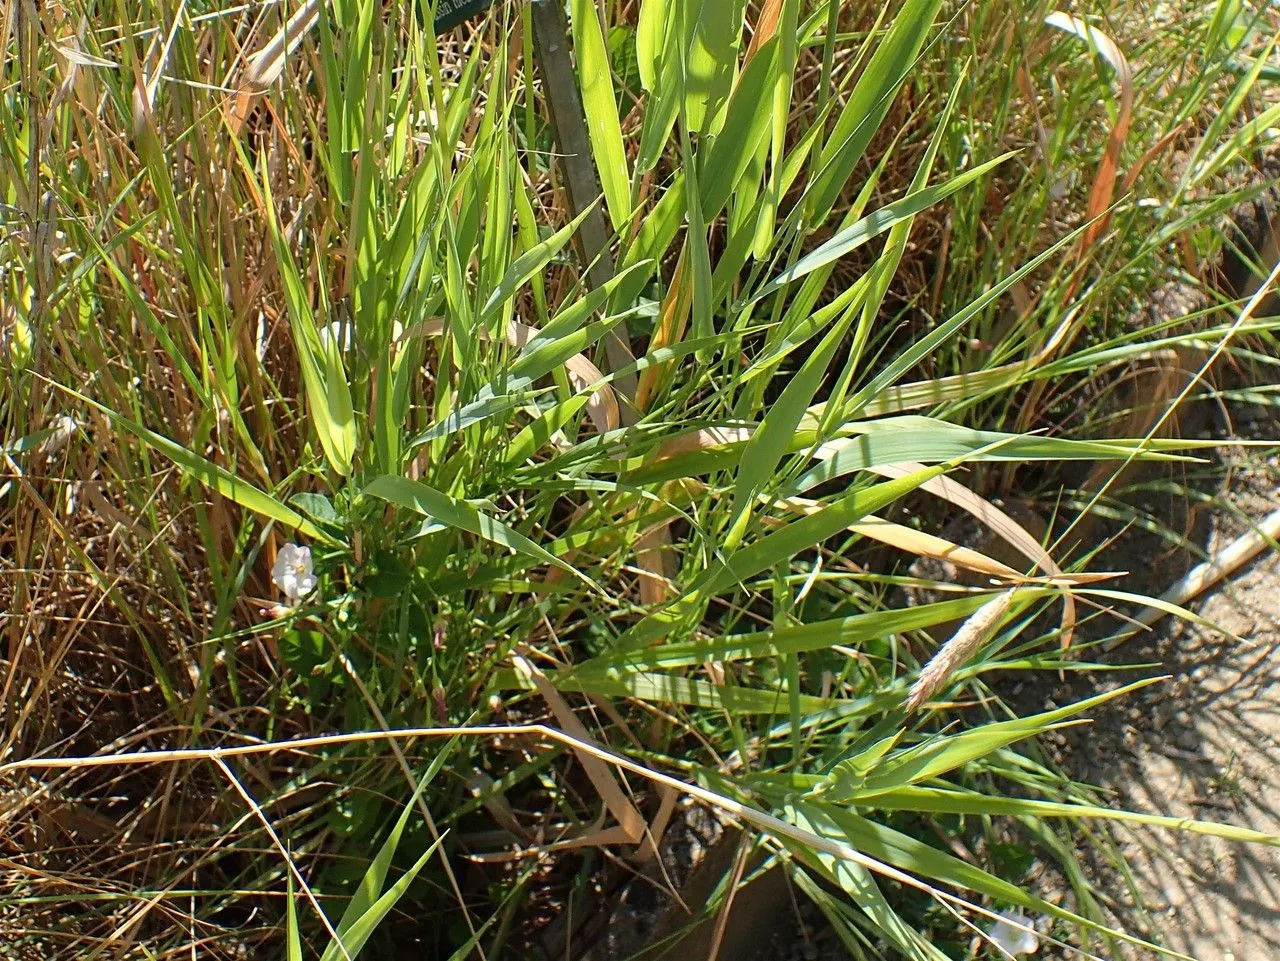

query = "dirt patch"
[1086,554,1280,959]
[1021,414,1280,961]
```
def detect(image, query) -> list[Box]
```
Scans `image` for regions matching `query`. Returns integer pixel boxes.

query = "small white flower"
[39,415,78,456]
[987,911,1040,957]
[272,542,316,605]
[319,320,354,352]
[318,319,404,352]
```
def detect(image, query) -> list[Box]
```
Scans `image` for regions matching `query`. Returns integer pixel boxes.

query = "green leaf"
[634,0,682,173]
[683,0,747,132]
[573,593,1005,676]
[760,153,1015,300]
[413,264,648,448]
[865,785,1280,847]
[698,37,782,222]
[569,0,632,231]
[816,678,1161,802]
[503,396,591,467]
[790,415,1201,494]
[521,261,649,355]
[724,273,871,549]
[261,159,358,476]
[511,315,627,383]
[364,475,584,582]
[411,389,548,446]
[319,744,455,961]
[496,666,839,715]
[55,385,338,545]
[616,463,946,649]
[709,465,946,598]
[841,221,1087,418]
[786,804,951,961]
[480,203,596,321]
[820,733,905,800]
[789,801,1186,959]
[279,629,326,675]
[635,0,664,92]
[286,872,303,961]
[290,492,342,525]
[803,0,942,221]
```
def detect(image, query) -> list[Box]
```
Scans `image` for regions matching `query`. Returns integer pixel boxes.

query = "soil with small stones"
[1021,399,1280,961]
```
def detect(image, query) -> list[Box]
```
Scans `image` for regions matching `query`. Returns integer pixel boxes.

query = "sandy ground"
[1058,526,1280,958]
[1019,402,1280,961]
[1095,551,1280,960]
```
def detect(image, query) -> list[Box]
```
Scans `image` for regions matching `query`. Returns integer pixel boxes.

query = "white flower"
[319,320,354,352]
[987,911,1040,957]
[318,319,404,352]
[272,542,316,605]
[38,414,78,456]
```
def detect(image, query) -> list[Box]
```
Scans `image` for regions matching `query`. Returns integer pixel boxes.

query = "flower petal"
[988,912,1040,956]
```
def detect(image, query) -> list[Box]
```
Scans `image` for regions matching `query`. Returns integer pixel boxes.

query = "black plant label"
[434,0,499,34]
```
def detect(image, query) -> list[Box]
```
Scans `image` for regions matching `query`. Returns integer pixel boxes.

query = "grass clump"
[2,0,1279,958]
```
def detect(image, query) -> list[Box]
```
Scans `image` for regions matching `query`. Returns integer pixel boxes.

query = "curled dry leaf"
[242,0,322,91]
[744,0,785,63]
[1044,12,1133,260]
[769,497,1112,594]
[650,426,754,462]
[771,503,1019,582]
[229,0,321,134]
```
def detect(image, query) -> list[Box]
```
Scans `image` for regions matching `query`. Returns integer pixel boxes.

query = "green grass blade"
[759,152,1015,300]
[787,805,951,961]
[572,593,1008,675]
[698,37,780,221]
[364,475,584,582]
[286,872,303,961]
[57,386,337,546]
[843,222,1087,418]
[495,666,842,715]
[791,415,1202,494]
[790,801,1185,959]
[803,0,942,221]
[724,275,871,548]
[569,0,632,231]
[818,679,1162,802]
[615,464,946,648]
[258,157,358,477]
[320,737,459,960]
[634,0,682,173]
[684,0,746,132]
[480,202,596,321]
[321,835,445,961]
[866,786,1280,846]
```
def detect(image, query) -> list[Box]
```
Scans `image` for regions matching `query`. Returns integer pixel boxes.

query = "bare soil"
[1030,412,1280,961]
[1084,550,1280,960]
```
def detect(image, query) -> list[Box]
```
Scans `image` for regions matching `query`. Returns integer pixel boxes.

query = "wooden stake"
[529,0,639,417]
